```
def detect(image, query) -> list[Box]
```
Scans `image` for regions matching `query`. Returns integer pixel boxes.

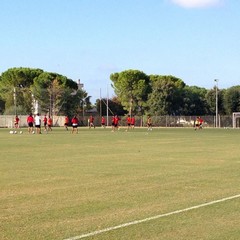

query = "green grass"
[0,127,240,240]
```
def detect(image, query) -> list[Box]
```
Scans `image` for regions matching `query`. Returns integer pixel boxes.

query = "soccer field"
[1,127,240,240]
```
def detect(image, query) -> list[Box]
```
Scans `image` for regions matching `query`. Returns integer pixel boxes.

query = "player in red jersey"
[64,115,69,131]
[47,116,53,131]
[89,115,95,129]
[199,117,204,129]
[71,115,79,133]
[113,115,120,131]
[111,115,115,131]
[195,116,204,130]
[126,115,131,131]
[14,115,20,128]
[101,116,106,128]
[27,113,34,133]
[131,115,135,129]
[43,114,47,131]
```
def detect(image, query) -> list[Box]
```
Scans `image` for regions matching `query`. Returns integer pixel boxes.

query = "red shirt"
[131,117,135,125]
[114,116,120,125]
[47,118,53,125]
[71,117,78,124]
[15,117,19,124]
[65,117,69,124]
[127,117,131,124]
[43,116,47,123]
[27,116,34,123]
[101,117,105,124]
[89,116,94,123]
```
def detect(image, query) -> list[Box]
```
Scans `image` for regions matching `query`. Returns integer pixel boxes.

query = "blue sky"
[0,0,239,102]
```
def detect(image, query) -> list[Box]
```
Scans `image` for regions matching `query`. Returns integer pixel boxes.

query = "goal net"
[232,112,240,128]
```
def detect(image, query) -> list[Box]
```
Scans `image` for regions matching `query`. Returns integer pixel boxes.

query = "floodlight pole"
[13,87,17,115]
[214,79,219,128]
[80,99,85,122]
[107,85,109,126]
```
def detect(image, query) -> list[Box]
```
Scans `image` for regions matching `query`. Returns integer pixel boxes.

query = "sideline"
[63,194,240,240]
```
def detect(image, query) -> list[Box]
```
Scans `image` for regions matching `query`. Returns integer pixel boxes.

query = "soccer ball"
[14,131,17,134]
[32,131,35,134]
[9,130,14,134]
[19,131,23,134]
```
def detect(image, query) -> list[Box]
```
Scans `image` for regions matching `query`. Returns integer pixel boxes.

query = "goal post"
[232,112,240,128]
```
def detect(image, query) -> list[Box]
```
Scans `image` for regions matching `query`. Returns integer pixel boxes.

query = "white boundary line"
[64,194,240,240]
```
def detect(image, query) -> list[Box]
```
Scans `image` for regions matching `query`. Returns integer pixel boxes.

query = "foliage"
[0,68,43,114]
[0,68,88,116]
[223,86,240,114]
[182,86,208,115]
[1,67,240,117]
[147,75,185,115]
[205,88,225,115]
[110,70,151,115]
[109,69,240,116]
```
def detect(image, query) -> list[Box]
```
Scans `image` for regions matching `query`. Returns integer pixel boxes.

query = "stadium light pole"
[80,99,85,122]
[80,96,91,125]
[214,79,219,128]
[13,87,17,115]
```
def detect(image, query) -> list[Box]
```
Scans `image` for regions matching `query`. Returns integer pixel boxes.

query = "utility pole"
[214,79,219,128]
[13,87,17,115]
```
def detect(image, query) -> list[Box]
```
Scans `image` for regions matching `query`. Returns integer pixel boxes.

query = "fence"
[0,115,65,128]
[0,115,237,128]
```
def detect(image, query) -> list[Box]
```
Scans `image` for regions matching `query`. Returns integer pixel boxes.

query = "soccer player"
[47,116,53,131]
[199,117,204,129]
[89,115,95,129]
[195,117,200,130]
[147,115,152,131]
[27,113,34,133]
[64,115,69,131]
[131,115,135,129]
[71,115,79,133]
[111,115,115,131]
[195,116,203,130]
[34,113,41,134]
[113,115,120,131]
[43,114,47,131]
[126,115,131,131]
[101,116,106,128]
[14,115,20,129]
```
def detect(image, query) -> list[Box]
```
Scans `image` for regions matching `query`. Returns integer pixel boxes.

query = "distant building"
[71,79,84,96]
[77,79,84,90]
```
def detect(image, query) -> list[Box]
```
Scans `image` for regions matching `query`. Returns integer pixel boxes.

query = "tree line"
[1,68,240,117]
[104,69,240,116]
[0,67,90,116]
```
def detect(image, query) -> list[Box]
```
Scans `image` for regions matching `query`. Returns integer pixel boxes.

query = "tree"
[0,67,85,115]
[0,67,43,114]
[147,75,185,115]
[205,88,225,115]
[223,86,240,114]
[110,70,151,115]
[182,86,208,115]
[32,71,79,115]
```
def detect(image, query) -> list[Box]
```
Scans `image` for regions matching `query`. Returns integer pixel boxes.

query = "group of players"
[13,113,202,134]
[63,114,137,133]
[13,113,53,134]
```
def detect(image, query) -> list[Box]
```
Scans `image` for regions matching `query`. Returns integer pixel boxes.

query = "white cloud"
[170,0,224,8]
